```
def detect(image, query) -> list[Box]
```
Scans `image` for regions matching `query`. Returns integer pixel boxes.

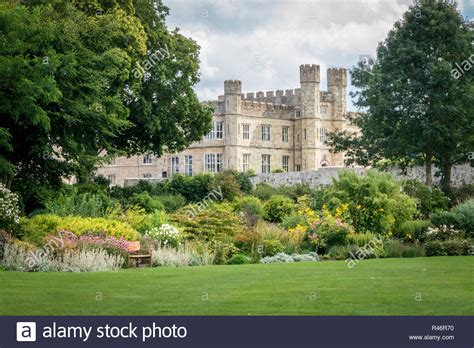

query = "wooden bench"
[129,254,152,268]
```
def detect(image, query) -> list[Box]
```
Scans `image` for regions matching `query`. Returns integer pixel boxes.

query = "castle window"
[243,153,250,171]
[261,154,271,173]
[261,125,271,141]
[205,153,224,173]
[282,156,290,172]
[107,174,116,186]
[143,173,152,178]
[319,128,328,143]
[205,121,224,140]
[295,164,301,172]
[185,155,193,176]
[171,156,179,174]
[143,154,153,164]
[295,109,301,118]
[282,127,289,142]
[242,124,250,139]
[304,128,307,139]
[320,106,327,114]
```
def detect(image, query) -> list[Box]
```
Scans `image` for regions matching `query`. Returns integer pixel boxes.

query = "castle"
[97,64,358,186]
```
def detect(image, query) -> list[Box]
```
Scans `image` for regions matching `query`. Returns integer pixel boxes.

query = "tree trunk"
[441,158,452,193]
[424,153,432,186]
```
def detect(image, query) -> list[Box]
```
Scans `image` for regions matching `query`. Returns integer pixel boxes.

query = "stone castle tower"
[97,64,358,186]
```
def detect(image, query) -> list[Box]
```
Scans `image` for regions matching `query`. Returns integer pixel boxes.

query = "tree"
[328,0,473,191]
[0,0,212,211]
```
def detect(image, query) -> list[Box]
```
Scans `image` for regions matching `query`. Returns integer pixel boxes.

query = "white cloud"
[166,0,470,110]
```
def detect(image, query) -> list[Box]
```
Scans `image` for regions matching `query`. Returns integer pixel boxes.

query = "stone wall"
[124,165,473,188]
[249,165,474,188]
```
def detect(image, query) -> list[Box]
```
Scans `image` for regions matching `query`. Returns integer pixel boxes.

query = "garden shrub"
[186,241,215,266]
[430,211,458,228]
[400,243,424,258]
[395,220,432,242]
[252,184,277,201]
[43,192,117,217]
[18,214,139,245]
[233,196,264,217]
[59,217,139,241]
[321,170,417,234]
[151,246,191,267]
[308,185,328,211]
[1,243,124,272]
[424,239,471,256]
[137,210,169,234]
[212,171,242,201]
[156,194,186,213]
[231,171,253,194]
[320,228,349,250]
[451,199,474,237]
[227,253,251,265]
[16,214,63,245]
[346,232,379,247]
[383,239,424,258]
[168,174,215,202]
[253,183,311,202]
[308,205,354,251]
[0,183,20,230]
[211,240,239,265]
[263,195,294,223]
[280,214,306,230]
[446,184,474,206]
[275,184,312,202]
[401,179,449,219]
[171,203,244,241]
[128,192,164,213]
[107,205,147,228]
[255,221,290,243]
[150,243,215,267]
[328,245,358,260]
[233,229,262,256]
[262,239,285,256]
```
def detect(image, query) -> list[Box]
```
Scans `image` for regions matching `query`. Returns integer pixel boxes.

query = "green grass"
[0,256,472,315]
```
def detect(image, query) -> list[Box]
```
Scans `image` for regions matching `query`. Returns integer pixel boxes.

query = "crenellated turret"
[299,64,320,117]
[327,68,347,117]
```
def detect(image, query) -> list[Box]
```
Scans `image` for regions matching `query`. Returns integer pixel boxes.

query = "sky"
[165,0,473,111]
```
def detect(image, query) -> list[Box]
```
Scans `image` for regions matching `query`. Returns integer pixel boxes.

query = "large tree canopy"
[0,0,212,210]
[329,0,473,191]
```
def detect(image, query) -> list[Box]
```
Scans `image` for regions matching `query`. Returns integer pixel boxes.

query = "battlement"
[224,80,242,94]
[300,64,320,83]
[243,88,301,103]
[327,68,347,87]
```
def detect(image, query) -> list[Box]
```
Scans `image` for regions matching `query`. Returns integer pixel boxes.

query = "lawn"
[0,256,472,315]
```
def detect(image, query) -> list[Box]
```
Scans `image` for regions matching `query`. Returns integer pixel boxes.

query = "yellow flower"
[288,224,307,244]
[335,203,349,218]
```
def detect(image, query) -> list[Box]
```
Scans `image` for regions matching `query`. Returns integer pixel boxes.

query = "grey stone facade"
[97,63,358,186]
